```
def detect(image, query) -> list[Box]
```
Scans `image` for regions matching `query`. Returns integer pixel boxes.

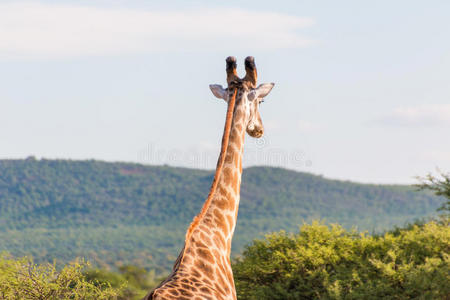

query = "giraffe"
[144,56,274,300]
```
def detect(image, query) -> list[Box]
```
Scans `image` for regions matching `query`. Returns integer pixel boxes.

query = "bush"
[233,220,450,299]
[0,253,120,299]
[84,265,161,300]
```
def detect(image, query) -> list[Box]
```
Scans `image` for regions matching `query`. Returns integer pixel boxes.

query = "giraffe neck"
[182,87,247,251]
[175,89,247,296]
[191,88,246,253]
[203,95,246,252]
[147,89,248,300]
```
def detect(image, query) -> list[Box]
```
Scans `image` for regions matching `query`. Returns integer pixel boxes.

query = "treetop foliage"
[416,170,450,214]
[233,220,450,299]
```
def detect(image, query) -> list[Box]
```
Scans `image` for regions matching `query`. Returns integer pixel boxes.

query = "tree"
[416,170,450,215]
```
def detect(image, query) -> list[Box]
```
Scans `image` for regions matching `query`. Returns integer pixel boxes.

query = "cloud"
[374,104,450,127]
[0,2,316,60]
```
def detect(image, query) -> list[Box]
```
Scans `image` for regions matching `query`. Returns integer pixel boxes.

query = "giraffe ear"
[248,83,275,101]
[209,84,227,101]
[255,83,274,98]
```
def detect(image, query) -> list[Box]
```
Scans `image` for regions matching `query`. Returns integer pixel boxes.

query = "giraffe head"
[209,56,274,138]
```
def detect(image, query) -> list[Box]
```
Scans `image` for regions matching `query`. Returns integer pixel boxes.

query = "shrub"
[233,220,450,299]
[84,265,161,300]
[0,253,120,299]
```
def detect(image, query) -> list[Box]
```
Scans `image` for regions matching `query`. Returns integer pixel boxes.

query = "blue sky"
[1,0,449,183]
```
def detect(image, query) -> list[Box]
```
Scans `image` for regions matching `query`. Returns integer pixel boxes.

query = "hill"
[0,158,444,272]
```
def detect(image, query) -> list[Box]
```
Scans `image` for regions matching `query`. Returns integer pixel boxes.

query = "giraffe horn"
[226,56,238,85]
[244,56,257,88]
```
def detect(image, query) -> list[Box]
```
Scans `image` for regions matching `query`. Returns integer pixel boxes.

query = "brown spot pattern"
[196,248,215,264]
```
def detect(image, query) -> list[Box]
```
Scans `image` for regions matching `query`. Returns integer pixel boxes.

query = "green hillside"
[0,158,444,272]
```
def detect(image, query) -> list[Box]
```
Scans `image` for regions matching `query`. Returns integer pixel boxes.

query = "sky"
[1,0,449,184]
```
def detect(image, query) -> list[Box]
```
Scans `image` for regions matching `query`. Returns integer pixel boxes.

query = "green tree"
[416,170,450,215]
